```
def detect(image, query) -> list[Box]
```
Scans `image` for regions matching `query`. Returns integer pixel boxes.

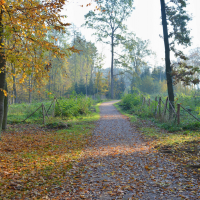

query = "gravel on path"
[60,101,199,199]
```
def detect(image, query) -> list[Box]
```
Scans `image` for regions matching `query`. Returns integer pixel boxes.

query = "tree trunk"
[12,65,17,104]
[48,74,51,92]
[111,31,114,99]
[160,0,174,114]
[2,82,8,130]
[29,75,32,103]
[0,9,6,137]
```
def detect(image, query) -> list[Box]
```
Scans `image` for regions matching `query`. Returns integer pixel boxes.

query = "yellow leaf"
[144,165,151,171]
[0,88,7,97]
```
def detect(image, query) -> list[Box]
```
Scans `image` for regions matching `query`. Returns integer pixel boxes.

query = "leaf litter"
[55,101,199,199]
[1,101,199,199]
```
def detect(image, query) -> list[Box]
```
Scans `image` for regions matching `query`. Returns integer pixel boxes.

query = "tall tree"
[0,0,75,136]
[84,0,134,99]
[160,0,191,111]
[160,0,175,109]
[0,7,6,137]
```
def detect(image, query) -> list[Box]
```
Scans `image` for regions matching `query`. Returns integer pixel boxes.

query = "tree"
[0,0,75,136]
[122,36,152,75]
[0,6,6,136]
[84,0,134,99]
[67,30,97,93]
[160,0,191,113]
[160,0,175,110]
[172,47,200,86]
[114,75,125,98]
[117,36,152,94]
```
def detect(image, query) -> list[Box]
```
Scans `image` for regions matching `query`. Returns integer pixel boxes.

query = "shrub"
[120,94,141,110]
[55,95,93,118]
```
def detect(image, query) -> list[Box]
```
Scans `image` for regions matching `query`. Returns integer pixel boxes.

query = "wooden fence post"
[162,97,168,121]
[155,97,158,115]
[148,99,151,107]
[42,104,45,124]
[159,97,161,117]
[43,105,49,119]
[52,98,56,117]
[177,103,180,125]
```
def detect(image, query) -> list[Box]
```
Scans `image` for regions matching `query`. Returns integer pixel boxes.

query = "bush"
[55,95,93,118]
[120,94,141,110]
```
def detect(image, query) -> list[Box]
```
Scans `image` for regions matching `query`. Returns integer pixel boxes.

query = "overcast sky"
[63,0,200,68]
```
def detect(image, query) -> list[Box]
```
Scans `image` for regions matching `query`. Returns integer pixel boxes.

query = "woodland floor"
[55,101,199,200]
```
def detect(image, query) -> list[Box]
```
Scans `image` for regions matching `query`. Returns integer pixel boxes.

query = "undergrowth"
[119,93,200,132]
[8,95,94,124]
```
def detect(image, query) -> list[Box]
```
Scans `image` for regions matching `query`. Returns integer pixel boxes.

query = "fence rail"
[22,97,59,124]
[140,96,200,125]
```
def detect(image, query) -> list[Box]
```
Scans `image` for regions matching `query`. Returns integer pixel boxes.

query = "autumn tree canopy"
[0,0,76,136]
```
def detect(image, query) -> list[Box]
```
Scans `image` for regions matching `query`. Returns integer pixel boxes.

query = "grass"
[0,102,101,199]
[7,101,52,123]
[7,96,94,124]
[119,93,200,132]
[114,102,200,170]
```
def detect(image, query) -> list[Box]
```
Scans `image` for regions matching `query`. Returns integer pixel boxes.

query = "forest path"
[62,101,199,199]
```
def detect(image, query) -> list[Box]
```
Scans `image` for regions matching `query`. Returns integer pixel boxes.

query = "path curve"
[62,101,199,199]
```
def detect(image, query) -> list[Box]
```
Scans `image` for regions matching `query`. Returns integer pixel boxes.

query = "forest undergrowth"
[0,97,100,199]
[114,95,200,172]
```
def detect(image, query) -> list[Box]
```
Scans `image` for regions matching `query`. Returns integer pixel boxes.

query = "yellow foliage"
[160,80,167,93]
[2,0,76,88]
[0,88,7,97]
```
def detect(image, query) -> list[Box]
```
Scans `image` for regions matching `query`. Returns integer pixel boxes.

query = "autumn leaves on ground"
[1,101,199,199]
[0,101,100,199]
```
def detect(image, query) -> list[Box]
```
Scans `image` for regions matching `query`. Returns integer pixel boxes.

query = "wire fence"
[140,96,200,126]
[22,97,61,124]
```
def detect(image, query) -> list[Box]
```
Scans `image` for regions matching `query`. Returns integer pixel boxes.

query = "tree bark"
[29,75,32,103]
[0,9,6,137]
[160,0,174,114]
[2,82,8,130]
[12,64,17,104]
[111,31,114,99]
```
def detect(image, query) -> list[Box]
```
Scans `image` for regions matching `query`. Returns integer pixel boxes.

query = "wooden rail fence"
[22,97,62,124]
[141,96,200,125]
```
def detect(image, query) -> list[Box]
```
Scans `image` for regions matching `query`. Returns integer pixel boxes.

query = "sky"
[62,0,200,68]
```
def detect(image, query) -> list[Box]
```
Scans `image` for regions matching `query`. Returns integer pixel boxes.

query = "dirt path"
[61,101,199,199]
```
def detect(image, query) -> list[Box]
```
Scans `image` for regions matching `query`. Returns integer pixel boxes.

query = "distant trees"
[67,31,98,95]
[84,0,134,99]
[137,66,166,94]
[118,35,154,94]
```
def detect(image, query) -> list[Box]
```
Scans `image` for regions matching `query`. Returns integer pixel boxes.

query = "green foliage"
[8,95,93,123]
[55,95,92,118]
[8,101,52,123]
[139,76,160,94]
[182,122,200,130]
[84,0,134,98]
[120,93,200,131]
[120,93,141,110]
[84,0,134,43]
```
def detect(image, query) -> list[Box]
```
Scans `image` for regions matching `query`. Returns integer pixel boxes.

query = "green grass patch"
[119,93,200,132]
[8,96,96,124]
